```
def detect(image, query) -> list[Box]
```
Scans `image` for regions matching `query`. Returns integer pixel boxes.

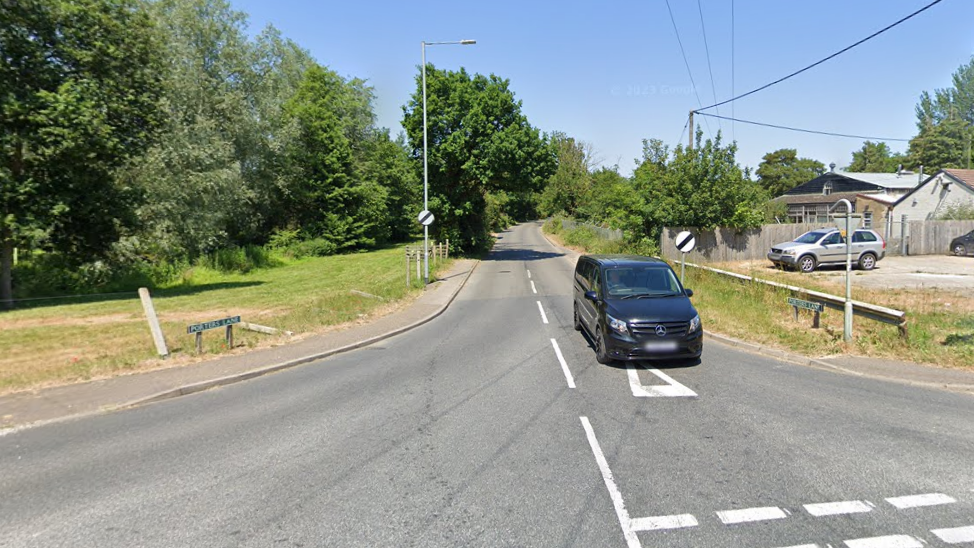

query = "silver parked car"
[768,228,886,273]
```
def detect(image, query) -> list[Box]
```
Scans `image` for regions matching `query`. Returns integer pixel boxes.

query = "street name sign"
[187,316,241,334]
[787,297,824,313]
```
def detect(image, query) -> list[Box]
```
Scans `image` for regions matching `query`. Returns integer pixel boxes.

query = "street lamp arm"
[828,198,853,214]
[423,40,476,46]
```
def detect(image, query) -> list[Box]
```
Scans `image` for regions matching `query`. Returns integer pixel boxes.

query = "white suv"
[768,228,886,273]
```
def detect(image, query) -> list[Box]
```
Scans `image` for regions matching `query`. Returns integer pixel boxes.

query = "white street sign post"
[675,230,695,285]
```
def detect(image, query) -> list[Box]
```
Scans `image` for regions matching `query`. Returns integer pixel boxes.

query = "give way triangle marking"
[627,365,697,398]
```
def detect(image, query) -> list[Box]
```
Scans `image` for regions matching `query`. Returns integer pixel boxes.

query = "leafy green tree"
[908,56,974,171]
[538,133,591,217]
[755,148,824,197]
[846,141,906,172]
[284,65,390,250]
[641,129,763,232]
[577,167,646,237]
[0,0,163,305]
[402,66,555,252]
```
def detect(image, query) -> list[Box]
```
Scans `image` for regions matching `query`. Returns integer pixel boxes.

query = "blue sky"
[231,0,974,176]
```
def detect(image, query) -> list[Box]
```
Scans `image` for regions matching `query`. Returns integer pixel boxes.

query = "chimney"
[897,164,903,177]
[919,165,924,184]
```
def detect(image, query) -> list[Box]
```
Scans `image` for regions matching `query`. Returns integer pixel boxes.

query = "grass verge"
[544,221,974,370]
[0,245,454,395]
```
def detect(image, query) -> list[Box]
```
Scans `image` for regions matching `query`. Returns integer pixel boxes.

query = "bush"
[198,245,278,273]
[287,238,338,259]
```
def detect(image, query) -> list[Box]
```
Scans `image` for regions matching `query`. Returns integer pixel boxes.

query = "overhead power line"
[697,0,945,112]
[696,0,720,131]
[663,0,712,137]
[695,112,911,142]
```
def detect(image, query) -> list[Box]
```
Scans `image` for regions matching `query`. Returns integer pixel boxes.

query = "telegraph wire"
[676,117,690,150]
[663,0,712,137]
[696,0,721,132]
[695,112,911,142]
[697,0,945,112]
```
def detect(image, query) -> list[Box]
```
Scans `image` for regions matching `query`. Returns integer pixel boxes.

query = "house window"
[823,182,833,196]
[863,211,873,229]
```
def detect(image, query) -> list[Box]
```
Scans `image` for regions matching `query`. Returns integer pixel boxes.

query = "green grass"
[545,222,974,370]
[0,245,453,394]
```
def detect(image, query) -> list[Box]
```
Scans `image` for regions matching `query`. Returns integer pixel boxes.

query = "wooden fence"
[404,240,449,286]
[661,220,974,262]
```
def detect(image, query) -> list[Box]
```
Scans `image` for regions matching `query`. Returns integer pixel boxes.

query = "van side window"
[592,266,602,296]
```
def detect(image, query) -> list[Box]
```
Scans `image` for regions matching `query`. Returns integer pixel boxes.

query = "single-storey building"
[775,169,922,224]
[890,169,974,221]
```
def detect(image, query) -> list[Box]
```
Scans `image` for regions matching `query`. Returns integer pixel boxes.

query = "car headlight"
[783,249,797,256]
[606,313,628,335]
[688,314,701,333]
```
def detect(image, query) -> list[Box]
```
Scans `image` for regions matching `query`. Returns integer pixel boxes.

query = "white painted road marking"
[775,545,821,548]
[629,514,698,531]
[804,500,873,517]
[530,280,537,294]
[932,525,974,544]
[527,269,531,279]
[627,365,697,398]
[580,417,641,548]
[550,339,575,389]
[716,506,788,524]
[536,301,548,324]
[843,535,922,548]
[886,492,956,509]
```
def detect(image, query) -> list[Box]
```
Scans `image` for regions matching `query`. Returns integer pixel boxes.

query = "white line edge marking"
[536,301,548,324]
[776,545,821,548]
[550,339,576,389]
[630,514,698,531]
[932,525,974,544]
[580,417,640,548]
[716,506,788,524]
[804,500,873,516]
[886,493,956,509]
[843,535,923,548]
[527,269,531,279]
[531,280,537,294]
[627,365,697,398]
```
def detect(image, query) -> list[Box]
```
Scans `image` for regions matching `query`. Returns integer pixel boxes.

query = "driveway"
[805,255,974,291]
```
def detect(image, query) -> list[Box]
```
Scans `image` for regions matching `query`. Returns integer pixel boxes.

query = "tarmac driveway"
[811,254,973,291]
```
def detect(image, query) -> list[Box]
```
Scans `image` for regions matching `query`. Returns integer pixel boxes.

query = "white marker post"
[674,230,696,286]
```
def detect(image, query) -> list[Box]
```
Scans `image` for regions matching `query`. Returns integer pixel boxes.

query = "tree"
[755,148,824,197]
[846,141,906,172]
[0,0,163,305]
[538,133,591,217]
[908,56,974,171]
[402,66,555,252]
[640,129,763,232]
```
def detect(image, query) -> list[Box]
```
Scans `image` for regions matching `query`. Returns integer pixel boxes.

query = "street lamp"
[422,39,476,285]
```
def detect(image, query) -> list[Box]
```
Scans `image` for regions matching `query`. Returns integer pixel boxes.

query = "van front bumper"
[603,329,703,361]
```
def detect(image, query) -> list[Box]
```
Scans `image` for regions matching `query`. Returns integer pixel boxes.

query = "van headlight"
[606,313,628,335]
[688,314,701,333]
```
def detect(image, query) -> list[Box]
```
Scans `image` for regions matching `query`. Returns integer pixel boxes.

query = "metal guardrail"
[683,261,908,338]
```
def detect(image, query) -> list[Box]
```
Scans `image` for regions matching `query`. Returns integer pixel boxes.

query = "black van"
[573,255,703,363]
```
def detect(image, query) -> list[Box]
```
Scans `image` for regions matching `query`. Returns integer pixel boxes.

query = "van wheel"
[595,328,613,364]
[798,255,817,273]
[573,302,582,331]
[858,253,876,270]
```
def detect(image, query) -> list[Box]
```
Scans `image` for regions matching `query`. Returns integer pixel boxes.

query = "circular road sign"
[675,230,695,253]
[418,210,435,226]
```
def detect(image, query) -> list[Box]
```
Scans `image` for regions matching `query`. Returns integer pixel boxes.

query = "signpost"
[675,230,695,285]
[187,315,240,353]
[787,297,823,328]
[418,210,435,285]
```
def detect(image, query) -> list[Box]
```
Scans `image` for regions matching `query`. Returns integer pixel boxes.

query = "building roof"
[835,171,922,190]
[775,191,862,205]
[891,168,974,207]
[856,193,900,205]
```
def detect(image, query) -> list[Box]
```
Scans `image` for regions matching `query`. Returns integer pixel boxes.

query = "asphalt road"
[2,222,973,548]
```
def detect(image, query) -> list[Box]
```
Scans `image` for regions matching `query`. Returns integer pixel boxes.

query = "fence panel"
[662,219,974,262]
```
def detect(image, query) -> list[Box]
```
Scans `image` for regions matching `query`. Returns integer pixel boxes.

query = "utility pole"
[688,110,694,150]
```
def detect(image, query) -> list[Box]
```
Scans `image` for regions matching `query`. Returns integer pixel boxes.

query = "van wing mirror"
[584,290,598,302]
[684,288,693,297]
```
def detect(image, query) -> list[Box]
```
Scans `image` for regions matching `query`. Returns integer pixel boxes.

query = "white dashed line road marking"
[886,493,956,509]
[932,525,974,544]
[579,417,641,548]
[775,545,821,548]
[629,514,698,531]
[843,535,923,548]
[716,506,788,525]
[526,269,531,279]
[627,365,697,398]
[536,301,548,324]
[804,500,873,517]
[530,280,537,294]
[550,339,575,389]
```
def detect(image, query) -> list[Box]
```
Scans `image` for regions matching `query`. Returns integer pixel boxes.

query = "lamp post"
[422,39,475,285]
